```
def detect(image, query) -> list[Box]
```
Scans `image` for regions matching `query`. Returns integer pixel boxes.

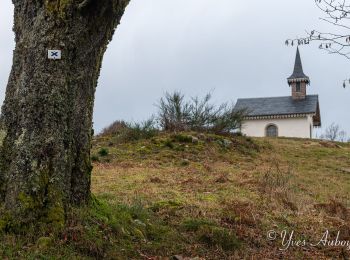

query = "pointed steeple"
[287,47,310,85]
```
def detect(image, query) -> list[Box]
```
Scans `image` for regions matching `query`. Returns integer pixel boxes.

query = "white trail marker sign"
[48,50,62,60]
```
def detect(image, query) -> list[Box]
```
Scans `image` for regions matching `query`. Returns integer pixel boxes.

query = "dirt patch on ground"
[319,141,342,148]
[220,201,261,230]
[315,200,349,221]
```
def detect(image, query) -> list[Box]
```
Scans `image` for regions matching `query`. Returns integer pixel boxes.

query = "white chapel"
[234,48,321,138]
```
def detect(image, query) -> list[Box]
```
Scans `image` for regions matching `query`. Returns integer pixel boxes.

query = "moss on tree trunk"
[0,0,129,230]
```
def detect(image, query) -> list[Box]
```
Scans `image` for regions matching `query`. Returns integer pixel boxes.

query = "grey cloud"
[1,0,349,135]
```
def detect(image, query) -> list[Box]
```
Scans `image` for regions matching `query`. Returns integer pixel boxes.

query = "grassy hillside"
[0,132,349,259]
[90,132,350,259]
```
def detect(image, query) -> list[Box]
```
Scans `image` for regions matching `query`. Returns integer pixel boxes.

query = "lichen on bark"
[45,0,73,17]
[0,0,130,231]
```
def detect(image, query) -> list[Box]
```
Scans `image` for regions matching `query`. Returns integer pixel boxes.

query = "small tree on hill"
[320,123,348,141]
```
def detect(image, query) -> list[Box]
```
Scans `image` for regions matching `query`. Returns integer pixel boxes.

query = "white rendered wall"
[241,116,314,138]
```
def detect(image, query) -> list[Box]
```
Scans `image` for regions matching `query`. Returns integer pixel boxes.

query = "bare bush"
[157,91,191,132]
[260,164,293,194]
[320,123,348,142]
[339,130,348,142]
[100,118,158,142]
[260,163,298,211]
[157,91,246,134]
[100,120,128,136]
[124,118,158,141]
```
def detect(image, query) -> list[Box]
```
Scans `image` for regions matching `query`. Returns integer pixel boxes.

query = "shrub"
[157,91,191,132]
[181,218,215,232]
[100,118,158,142]
[163,139,174,149]
[180,159,190,166]
[157,91,246,134]
[100,120,128,136]
[233,132,243,137]
[123,119,158,141]
[172,134,193,143]
[98,148,109,157]
[180,218,240,251]
[260,164,293,193]
[259,163,297,211]
[150,200,183,213]
[91,155,100,162]
[197,225,240,251]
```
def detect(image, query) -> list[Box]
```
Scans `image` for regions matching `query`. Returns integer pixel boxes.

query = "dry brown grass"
[91,133,350,259]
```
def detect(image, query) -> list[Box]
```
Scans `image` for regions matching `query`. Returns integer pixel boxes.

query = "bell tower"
[287,47,310,100]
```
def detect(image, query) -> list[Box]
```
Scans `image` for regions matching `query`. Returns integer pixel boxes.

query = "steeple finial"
[287,47,310,85]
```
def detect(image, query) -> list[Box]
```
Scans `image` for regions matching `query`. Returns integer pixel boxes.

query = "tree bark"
[0,0,129,229]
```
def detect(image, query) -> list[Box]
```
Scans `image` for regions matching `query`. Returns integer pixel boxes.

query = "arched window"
[266,124,278,137]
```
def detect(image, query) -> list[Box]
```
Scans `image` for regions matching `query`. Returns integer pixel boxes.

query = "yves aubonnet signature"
[267,229,350,251]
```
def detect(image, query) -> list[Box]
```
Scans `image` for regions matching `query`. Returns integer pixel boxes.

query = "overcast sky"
[1,0,349,136]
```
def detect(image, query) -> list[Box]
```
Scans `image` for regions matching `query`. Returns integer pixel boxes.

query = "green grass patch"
[98,148,109,157]
[180,218,240,251]
[0,198,185,259]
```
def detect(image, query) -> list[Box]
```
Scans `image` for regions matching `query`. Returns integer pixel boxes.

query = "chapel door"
[266,124,278,137]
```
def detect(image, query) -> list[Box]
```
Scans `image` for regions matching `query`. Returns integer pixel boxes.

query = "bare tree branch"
[286,0,350,87]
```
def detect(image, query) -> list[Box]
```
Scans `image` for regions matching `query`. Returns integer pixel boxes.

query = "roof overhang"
[244,113,315,120]
[287,77,310,85]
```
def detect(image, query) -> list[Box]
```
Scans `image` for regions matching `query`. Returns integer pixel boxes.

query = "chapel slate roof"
[234,95,319,117]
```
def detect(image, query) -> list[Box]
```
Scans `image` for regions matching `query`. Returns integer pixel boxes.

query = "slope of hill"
[0,132,349,259]
[90,132,350,259]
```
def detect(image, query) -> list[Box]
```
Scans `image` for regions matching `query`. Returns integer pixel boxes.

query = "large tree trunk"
[0,0,129,229]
